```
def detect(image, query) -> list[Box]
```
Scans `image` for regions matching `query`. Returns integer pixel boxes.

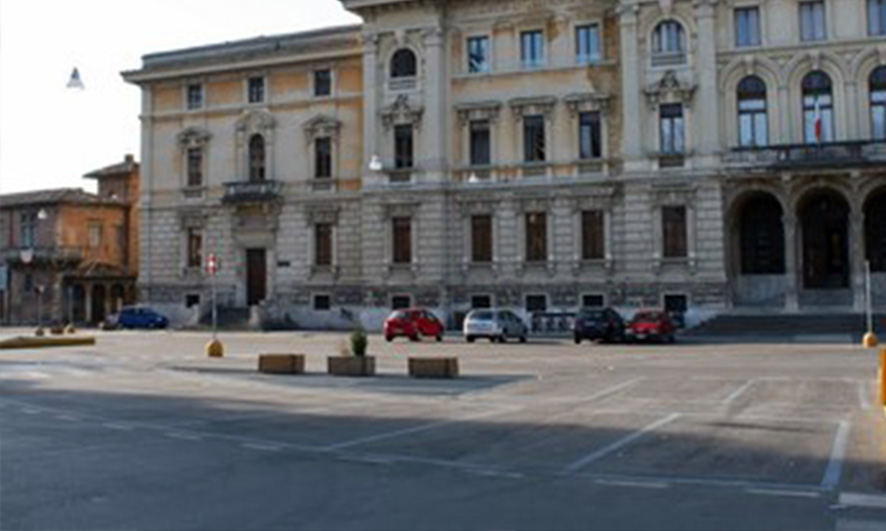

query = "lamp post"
[863,260,878,348]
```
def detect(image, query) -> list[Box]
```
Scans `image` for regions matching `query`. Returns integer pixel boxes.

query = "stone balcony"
[724,141,886,172]
[3,246,83,265]
[221,180,284,204]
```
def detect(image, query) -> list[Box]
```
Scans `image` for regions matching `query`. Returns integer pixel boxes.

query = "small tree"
[350,326,368,357]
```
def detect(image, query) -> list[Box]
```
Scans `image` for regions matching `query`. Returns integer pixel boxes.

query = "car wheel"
[436,334,443,342]
[466,336,476,343]
[409,334,420,342]
[520,334,527,344]
[574,334,582,345]
[500,332,508,344]
[385,335,394,342]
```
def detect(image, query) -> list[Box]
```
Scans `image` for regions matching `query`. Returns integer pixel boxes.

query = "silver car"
[464,309,528,343]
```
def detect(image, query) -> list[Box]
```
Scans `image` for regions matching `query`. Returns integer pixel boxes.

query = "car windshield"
[633,312,662,323]
[470,311,494,321]
[390,311,409,320]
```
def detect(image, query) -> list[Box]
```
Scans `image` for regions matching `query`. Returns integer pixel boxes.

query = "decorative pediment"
[455,101,502,126]
[178,211,207,229]
[563,92,611,115]
[177,127,211,147]
[509,96,557,120]
[305,206,340,226]
[571,187,618,211]
[235,109,276,134]
[380,95,423,130]
[650,181,698,206]
[303,115,342,141]
[383,202,419,218]
[459,200,496,216]
[644,70,697,109]
[515,196,552,213]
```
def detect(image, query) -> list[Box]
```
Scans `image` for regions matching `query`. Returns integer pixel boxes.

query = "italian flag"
[814,97,823,144]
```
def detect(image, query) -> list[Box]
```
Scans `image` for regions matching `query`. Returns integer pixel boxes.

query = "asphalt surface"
[1,329,886,531]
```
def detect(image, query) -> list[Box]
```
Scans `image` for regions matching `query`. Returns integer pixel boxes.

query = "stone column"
[422,27,448,182]
[778,85,792,142]
[618,4,644,171]
[845,81,860,140]
[361,33,379,181]
[694,1,720,165]
[784,214,799,311]
[850,210,866,311]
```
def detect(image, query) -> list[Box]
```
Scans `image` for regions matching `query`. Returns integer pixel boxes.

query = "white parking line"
[745,488,821,499]
[164,432,202,441]
[324,406,521,451]
[722,379,757,406]
[563,413,682,474]
[241,442,284,452]
[103,423,134,431]
[565,378,645,405]
[595,479,670,490]
[821,421,851,489]
[838,492,886,509]
[857,381,872,411]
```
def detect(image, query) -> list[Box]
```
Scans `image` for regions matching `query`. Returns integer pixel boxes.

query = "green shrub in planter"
[350,326,368,357]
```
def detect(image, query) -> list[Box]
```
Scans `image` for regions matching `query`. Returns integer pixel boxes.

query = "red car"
[383,308,444,342]
[625,310,677,343]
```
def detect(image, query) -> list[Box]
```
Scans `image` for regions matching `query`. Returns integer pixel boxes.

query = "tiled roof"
[84,155,138,179]
[0,188,124,208]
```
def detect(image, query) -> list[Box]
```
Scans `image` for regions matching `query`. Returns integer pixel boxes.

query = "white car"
[463,309,528,343]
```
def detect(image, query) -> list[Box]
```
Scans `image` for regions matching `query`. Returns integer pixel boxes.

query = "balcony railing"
[3,246,83,265]
[222,180,284,204]
[725,141,886,171]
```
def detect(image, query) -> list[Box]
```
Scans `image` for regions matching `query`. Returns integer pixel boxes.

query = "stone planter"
[327,356,375,377]
[408,357,459,379]
[258,354,306,375]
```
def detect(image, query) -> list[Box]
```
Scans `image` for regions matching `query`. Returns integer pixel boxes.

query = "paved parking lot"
[2,329,886,530]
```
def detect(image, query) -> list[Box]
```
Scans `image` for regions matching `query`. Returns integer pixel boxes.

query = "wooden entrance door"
[801,192,849,289]
[246,248,267,306]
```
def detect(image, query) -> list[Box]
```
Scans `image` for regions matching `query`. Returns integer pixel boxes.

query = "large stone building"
[123,0,886,330]
[0,155,140,325]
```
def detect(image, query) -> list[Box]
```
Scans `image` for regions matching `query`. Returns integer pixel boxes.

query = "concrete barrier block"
[327,356,375,377]
[408,357,459,379]
[258,354,306,375]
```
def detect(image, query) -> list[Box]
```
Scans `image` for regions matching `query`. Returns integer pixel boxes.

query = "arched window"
[248,134,265,182]
[390,48,417,78]
[737,76,768,147]
[652,20,686,65]
[870,67,886,140]
[802,71,833,144]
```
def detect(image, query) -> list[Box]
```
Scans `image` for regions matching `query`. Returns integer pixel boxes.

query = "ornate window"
[314,69,332,97]
[187,148,203,187]
[247,76,265,104]
[467,36,490,73]
[737,76,768,147]
[651,21,686,66]
[392,217,412,264]
[870,0,886,35]
[523,116,546,162]
[471,214,493,263]
[248,134,266,182]
[315,137,332,179]
[525,212,547,263]
[802,71,833,143]
[660,103,685,154]
[735,7,761,47]
[394,125,414,169]
[871,67,886,140]
[579,112,602,159]
[575,24,601,64]
[186,83,203,110]
[581,210,605,260]
[187,228,203,268]
[800,1,826,42]
[520,30,545,69]
[391,49,417,78]
[314,223,333,267]
[662,206,688,259]
[470,120,491,166]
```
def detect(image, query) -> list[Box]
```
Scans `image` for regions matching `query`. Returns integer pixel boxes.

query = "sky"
[0,0,360,195]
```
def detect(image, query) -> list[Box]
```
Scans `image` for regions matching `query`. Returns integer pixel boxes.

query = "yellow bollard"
[864,332,879,348]
[206,339,224,358]
[880,349,886,408]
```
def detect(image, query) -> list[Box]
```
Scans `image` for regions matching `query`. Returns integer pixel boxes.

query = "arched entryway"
[730,192,787,307]
[866,188,886,272]
[739,193,785,275]
[71,284,86,323]
[799,189,850,289]
[91,284,107,324]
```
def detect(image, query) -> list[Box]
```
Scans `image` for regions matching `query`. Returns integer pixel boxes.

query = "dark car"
[625,310,677,343]
[383,308,444,342]
[573,308,625,344]
[109,307,169,330]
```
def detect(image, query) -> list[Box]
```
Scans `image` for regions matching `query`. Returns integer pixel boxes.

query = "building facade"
[0,156,140,325]
[123,0,886,330]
